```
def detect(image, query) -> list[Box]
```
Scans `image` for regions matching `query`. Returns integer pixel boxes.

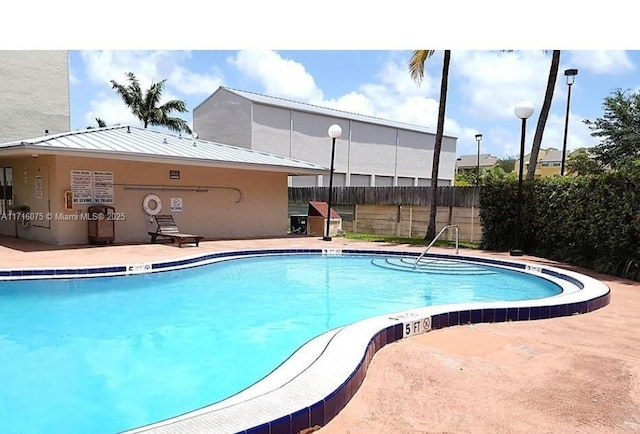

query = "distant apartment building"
[455,153,498,175]
[515,148,563,178]
[193,87,458,187]
[0,50,70,143]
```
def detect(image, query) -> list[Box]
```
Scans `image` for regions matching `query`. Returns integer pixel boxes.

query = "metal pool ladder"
[414,225,459,268]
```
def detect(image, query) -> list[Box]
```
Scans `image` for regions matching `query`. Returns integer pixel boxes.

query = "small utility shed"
[0,126,327,245]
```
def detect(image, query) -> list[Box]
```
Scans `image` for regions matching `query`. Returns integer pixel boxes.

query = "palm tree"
[526,50,561,180]
[409,50,451,241]
[86,117,107,129]
[110,72,192,134]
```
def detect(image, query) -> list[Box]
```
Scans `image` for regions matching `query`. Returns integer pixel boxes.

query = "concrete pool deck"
[1,235,638,433]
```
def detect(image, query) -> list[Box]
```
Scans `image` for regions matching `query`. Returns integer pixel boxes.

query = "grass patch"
[343,232,480,249]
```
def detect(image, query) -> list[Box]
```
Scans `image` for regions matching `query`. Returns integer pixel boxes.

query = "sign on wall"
[70,170,114,204]
[71,170,93,204]
[170,197,183,212]
[92,171,114,204]
[34,175,43,199]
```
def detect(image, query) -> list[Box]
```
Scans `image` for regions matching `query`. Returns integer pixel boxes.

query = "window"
[541,161,560,168]
[0,167,13,215]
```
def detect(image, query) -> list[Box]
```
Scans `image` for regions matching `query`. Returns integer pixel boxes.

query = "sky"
[6,0,640,160]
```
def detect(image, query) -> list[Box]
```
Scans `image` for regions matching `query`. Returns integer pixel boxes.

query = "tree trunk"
[527,50,561,180]
[426,50,450,241]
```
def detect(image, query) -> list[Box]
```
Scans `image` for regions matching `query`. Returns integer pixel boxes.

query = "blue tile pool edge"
[105,248,612,434]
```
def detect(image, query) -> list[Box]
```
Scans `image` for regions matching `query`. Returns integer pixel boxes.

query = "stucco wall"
[0,155,59,243]
[193,89,252,148]
[290,113,350,179]
[252,104,292,157]
[1,155,289,245]
[0,51,70,143]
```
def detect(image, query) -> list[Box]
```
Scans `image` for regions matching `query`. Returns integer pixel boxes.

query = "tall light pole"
[510,100,534,257]
[474,133,482,188]
[323,124,342,241]
[560,68,578,176]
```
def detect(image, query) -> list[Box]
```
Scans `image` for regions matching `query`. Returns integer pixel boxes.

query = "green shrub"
[479,172,640,281]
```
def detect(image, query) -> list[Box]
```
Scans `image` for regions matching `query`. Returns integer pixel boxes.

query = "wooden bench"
[148,214,204,247]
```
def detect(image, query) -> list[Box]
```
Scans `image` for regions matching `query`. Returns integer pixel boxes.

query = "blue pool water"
[0,254,561,433]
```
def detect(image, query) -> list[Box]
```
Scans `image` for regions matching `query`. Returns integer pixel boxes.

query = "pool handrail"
[414,224,459,267]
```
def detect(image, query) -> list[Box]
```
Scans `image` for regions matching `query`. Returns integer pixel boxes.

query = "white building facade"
[0,50,70,143]
[193,87,457,187]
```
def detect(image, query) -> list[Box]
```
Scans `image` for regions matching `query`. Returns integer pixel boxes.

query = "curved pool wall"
[0,248,610,434]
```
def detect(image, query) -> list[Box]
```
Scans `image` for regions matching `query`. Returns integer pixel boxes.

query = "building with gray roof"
[455,153,499,174]
[193,86,458,188]
[0,126,327,245]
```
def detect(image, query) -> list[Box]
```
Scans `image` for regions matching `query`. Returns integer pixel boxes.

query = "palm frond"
[152,116,191,134]
[111,72,144,116]
[125,72,141,97]
[409,50,436,85]
[110,71,190,133]
[159,99,188,114]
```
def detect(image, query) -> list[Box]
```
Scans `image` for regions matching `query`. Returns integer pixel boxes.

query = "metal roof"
[456,154,499,168]
[521,148,563,163]
[541,149,563,162]
[199,86,457,139]
[0,126,328,175]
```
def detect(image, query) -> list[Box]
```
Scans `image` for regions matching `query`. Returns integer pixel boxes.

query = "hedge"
[479,172,640,281]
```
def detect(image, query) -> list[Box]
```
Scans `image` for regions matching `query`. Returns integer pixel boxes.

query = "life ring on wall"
[142,194,162,216]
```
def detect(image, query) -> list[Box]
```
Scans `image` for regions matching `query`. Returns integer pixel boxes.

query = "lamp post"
[560,68,578,176]
[471,133,482,244]
[510,100,534,257]
[323,124,342,241]
[474,133,482,188]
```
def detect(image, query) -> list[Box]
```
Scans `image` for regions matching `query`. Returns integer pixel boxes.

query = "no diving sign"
[403,317,432,338]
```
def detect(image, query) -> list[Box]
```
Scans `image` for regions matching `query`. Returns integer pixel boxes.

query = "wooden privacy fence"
[289,187,482,242]
[289,186,480,207]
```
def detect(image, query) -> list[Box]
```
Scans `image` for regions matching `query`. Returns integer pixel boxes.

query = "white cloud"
[169,66,223,96]
[454,51,556,120]
[229,50,323,102]
[322,92,376,117]
[376,57,437,97]
[568,50,635,75]
[84,92,141,129]
[79,50,222,96]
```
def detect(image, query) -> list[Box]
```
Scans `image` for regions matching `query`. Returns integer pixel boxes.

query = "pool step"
[371,257,497,275]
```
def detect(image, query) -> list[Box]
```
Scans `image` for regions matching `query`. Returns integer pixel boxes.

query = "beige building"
[0,51,70,143]
[515,148,563,178]
[0,126,326,245]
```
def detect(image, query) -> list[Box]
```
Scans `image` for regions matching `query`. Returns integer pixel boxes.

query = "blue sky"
[67,50,640,159]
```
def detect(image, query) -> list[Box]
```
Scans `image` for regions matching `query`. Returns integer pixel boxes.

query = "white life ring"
[142,194,162,215]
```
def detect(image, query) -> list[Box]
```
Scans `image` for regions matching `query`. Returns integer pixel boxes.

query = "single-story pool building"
[0,126,327,245]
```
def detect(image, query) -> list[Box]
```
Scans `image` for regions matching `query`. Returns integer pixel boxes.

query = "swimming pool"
[0,248,610,434]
